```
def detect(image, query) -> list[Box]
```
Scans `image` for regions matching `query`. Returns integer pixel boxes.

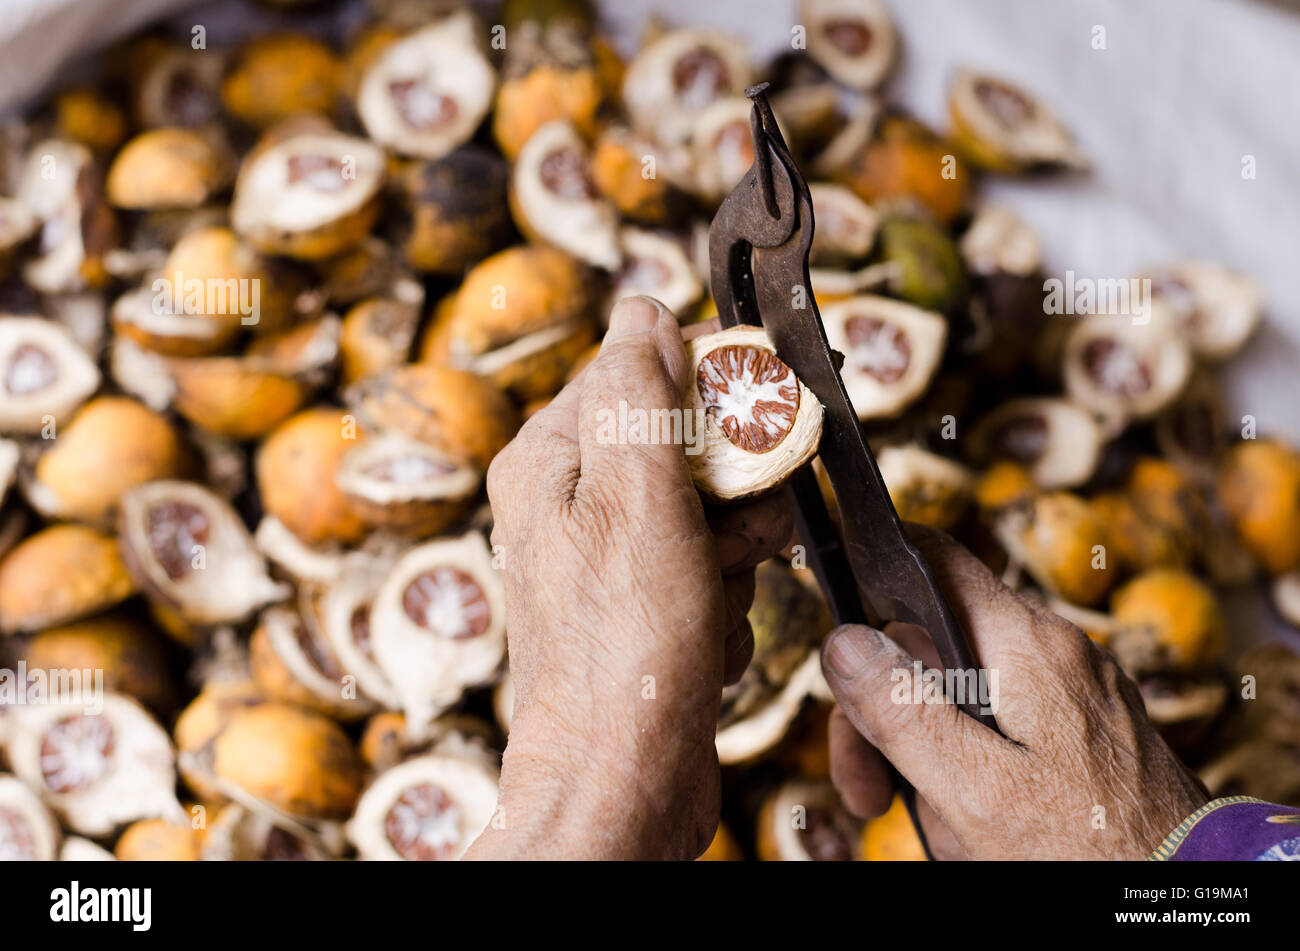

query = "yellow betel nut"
[860,793,926,861]
[1218,439,1300,575]
[1111,569,1225,673]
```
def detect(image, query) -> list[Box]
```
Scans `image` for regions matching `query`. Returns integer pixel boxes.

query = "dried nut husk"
[106,128,232,210]
[718,628,828,761]
[0,317,100,434]
[17,139,117,293]
[397,146,512,275]
[336,432,481,534]
[54,87,128,153]
[21,613,174,714]
[688,97,767,202]
[196,701,363,821]
[825,115,968,226]
[876,444,973,532]
[357,12,496,160]
[610,227,702,317]
[317,236,397,307]
[994,492,1115,607]
[0,773,60,860]
[623,29,752,147]
[820,295,947,421]
[419,245,598,402]
[1137,675,1227,753]
[173,680,268,803]
[254,515,345,585]
[808,183,880,267]
[0,525,135,633]
[1145,261,1263,361]
[948,68,1086,172]
[960,204,1041,277]
[119,480,290,626]
[201,802,333,861]
[250,604,371,720]
[1104,457,1209,574]
[1063,311,1192,425]
[106,337,178,414]
[801,0,897,91]
[966,397,1103,490]
[345,751,500,860]
[340,286,422,385]
[27,395,195,524]
[358,711,497,774]
[878,216,967,313]
[1153,370,1228,478]
[686,326,823,502]
[231,127,385,261]
[5,694,182,837]
[859,792,926,861]
[590,125,690,225]
[129,43,225,129]
[1218,439,1300,576]
[115,816,204,861]
[1108,569,1225,675]
[511,120,621,270]
[369,533,506,737]
[770,82,841,157]
[256,407,371,546]
[0,196,37,275]
[756,778,860,861]
[319,551,401,709]
[109,286,242,358]
[221,34,343,129]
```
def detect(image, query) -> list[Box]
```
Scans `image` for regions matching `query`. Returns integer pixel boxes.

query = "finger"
[917,795,970,861]
[705,492,796,575]
[828,705,894,819]
[575,297,693,501]
[721,619,754,686]
[720,571,755,634]
[820,623,1016,814]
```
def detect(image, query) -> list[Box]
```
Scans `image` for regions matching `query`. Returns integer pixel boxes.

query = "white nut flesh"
[120,480,291,625]
[0,317,101,434]
[254,514,345,584]
[319,551,402,710]
[369,533,507,738]
[202,802,332,861]
[967,397,1103,490]
[17,139,97,294]
[0,774,60,861]
[357,12,496,160]
[764,778,859,861]
[685,325,823,502]
[59,836,116,861]
[820,294,947,421]
[801,0,898,91]
[232,132,385,238]
[110,287,237,358]
[689,97,764,201]
[951,68,1085,169]
[960,205,1041,277]
[623,29,753,147]
[260,603,371,718]
[345,752,500,861]
[1063,309,1192,424]
[715,650,824,765]
[335,432,481,507]
[5,695,183,837]
[0,196,37,251]
[809,183,880,266]
[512,120,621,271]
[1145,261,1263,361]
[612,227,702,317]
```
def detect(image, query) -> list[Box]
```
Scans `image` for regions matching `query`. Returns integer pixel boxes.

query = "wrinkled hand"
[822,525,1208,860]
[466,298,791,860]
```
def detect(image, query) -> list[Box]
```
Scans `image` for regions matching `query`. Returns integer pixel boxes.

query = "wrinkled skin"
[822,525,1208,860]
[466,299,791,860]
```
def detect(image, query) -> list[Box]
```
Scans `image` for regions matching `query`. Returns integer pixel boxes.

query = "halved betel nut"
[1063,311,1193,427]
[201,802,335,861]
[993,491,1116,607]
[0,524,135,633]
[1217,439,1300,576]
[819,294,947,421]
[16,139,117,293]
[173,679,269,803]
[511,120,621,270]
[335,431,481,535]
[109,286,241,358]
[622,28,752,147]
[1153,370,1228,478]
[966,397,1103,490]
[1145,261,1263,361]
[948,68,1086,172]
[118,480,290,626]
[369,533,506,738]
[876,444,973,532]
[220,33,344,130]
[800,0,897,91]
[128,42,225,129]
[960,204,1041,278]
[396,146,512,276]
[106,127,233,211]
[0,775,60,861]
[231,127,386,260]
[5,694,183,837]
[346,750,500,861]
[250,603,372,721]
[340,289,422,385]
[419,245,599,401]
[253,515,346,586]
[357,11,496,160]
[685,325,824,502]
[317,551,401,710]
[610,227,702,317]
[756,778,860,861]
[808,183,880,267]
[0,316,100,434]
[688,96,767,202]
[590,125,693,225]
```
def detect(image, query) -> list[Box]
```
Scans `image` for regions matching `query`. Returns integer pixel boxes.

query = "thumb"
[820,624,1005,810]
[576,296,691,486]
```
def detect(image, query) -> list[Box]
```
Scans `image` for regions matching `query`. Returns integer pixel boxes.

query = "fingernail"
[824,626,881,681]
[607,296,663,338]
[715,531,755,570]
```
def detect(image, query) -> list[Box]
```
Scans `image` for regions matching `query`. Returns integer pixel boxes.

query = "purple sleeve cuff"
[1150,796,1300,861]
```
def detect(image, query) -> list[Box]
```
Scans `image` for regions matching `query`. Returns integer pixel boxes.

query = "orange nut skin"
[0,525,136,633]
[1218,439,1300,576]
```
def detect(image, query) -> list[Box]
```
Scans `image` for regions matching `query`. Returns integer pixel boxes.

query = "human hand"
[822,525,1207,860]
[465,298,792,860]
